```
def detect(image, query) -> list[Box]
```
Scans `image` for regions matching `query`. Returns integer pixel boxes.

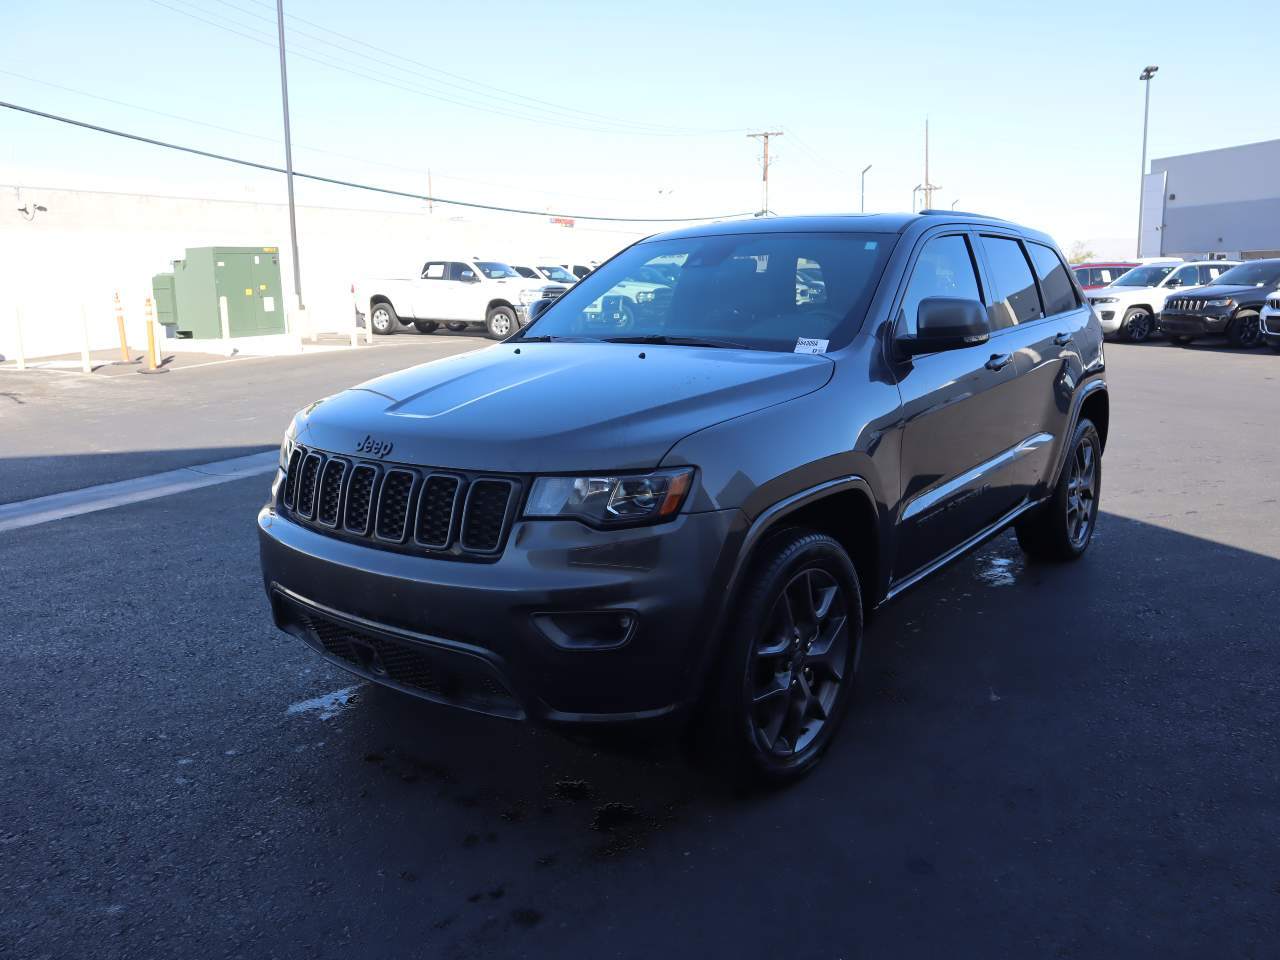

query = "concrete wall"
[0,183,650,360]
[1148,139,1280,259]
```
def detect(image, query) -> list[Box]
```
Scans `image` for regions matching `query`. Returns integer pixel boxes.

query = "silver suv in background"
[1087,260,1238,343]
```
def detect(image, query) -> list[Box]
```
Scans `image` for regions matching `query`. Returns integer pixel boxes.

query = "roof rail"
[918,209,1008,221]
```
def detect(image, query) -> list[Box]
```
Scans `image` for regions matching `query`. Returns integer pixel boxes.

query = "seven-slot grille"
[281,444,518,559]
[1168,297,1213,313]
[1267,297,1280,311]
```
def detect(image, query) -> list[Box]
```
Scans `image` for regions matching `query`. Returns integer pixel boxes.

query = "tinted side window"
[979,236,1042,328]
[1171,265,1200,288]
[1027,243,1078,316]
[898,234,982,335]
[447,262,475,282]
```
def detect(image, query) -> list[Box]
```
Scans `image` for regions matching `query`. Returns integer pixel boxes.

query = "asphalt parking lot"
[2,336,1277,958]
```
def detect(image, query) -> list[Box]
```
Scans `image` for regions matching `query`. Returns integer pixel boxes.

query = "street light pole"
[276,0,303,309]
[1136,64,1159,258]
[860,164,872,213]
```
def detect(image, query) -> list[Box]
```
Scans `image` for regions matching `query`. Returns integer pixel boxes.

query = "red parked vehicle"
[1072,261,1139,290]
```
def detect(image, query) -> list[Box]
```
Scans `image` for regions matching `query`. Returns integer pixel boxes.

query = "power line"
[0,68,637,204]
[145,0,739,139]
[0,99,753,223]
[208,0,731,137]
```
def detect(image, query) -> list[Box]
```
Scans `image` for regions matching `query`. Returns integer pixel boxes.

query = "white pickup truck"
[355,258,565,339]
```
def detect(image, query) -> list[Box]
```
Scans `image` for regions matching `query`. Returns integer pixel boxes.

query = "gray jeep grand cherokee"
[258,212,1108,782]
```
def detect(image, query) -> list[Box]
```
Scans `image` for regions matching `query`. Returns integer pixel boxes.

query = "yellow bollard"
[138,296,168,375]
[114,291,132,363]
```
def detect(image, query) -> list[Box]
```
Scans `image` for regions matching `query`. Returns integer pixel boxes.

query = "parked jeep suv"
[1158,259,1280,348]
[259,213,1108,782]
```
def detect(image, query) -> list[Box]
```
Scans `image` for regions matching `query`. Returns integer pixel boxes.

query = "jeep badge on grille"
[355,435,394,459]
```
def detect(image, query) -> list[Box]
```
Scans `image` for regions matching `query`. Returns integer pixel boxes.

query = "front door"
[893,231,1028,581]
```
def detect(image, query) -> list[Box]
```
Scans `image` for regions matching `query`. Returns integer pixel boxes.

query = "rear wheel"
[1120,307,1154,343]
[702,529,862,785]
[445,321,469,333]
[485,305,517,340]
[369,302,397,336]
[1015,418,1101,562]
[1172,336,1194,346]
[413,320,439,335]
[1227,311,1262,349]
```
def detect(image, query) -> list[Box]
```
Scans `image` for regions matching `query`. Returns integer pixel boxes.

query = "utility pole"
[427,168,434,214]
[920,117,941,210]
[860,164,872,213]
[276,0,303,309]
[1137,65,1159,257]
[747,131,783,216]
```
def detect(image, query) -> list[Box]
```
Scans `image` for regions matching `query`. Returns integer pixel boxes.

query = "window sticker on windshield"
[794,337,829,355]
[864,241,878,250]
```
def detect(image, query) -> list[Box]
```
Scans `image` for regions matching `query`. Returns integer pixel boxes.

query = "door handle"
[985,353,1013,371]
[1053,331,1074,346]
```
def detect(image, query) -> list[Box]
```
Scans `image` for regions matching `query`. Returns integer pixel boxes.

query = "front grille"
[1266,298,1280,311]
[281,445,520,561]
[286,601,522,719]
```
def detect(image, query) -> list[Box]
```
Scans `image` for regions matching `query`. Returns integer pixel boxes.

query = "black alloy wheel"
[1015,418,1102,561]
[702,529,863,785]
[1121,308,1154,343]
[748,567,852,758]
[1228,312,1262,349]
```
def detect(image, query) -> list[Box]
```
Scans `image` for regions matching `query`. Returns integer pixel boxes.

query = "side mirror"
[460,271,479,283]
[527,298,555,324]
[897,297,990,357]
[1165,277,1182,289]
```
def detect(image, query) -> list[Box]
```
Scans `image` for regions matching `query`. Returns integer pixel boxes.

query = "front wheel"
[1227,311,1262,349]
[369,302,398,336]
[1120,307,1154,343]
[413,320,439,335]
[1015,418,1101,562]
[484,305,517,340]
[702,529,863,785]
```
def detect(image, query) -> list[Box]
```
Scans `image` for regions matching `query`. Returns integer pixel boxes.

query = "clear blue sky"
[3,0,1278,252]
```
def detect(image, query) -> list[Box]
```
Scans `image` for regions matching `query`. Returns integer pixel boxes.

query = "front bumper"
[1261,307,1280,347]
[1158,311,1232,338]
[259,504,746,723]
[1090,305,1123,334]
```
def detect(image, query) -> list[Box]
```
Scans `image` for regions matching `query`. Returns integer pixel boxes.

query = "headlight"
[518,289,538,305]
[1091,297,1119,304]
[1203,298,1233,307]
[635,290,656,303]
[525,468,694,526]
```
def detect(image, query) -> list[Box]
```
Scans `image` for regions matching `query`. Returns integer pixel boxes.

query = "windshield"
[1113,264,1174,287]
[538,265,576,283]
[475,261,520,279]
[516,232,896,352]
[1210,261,1280,288]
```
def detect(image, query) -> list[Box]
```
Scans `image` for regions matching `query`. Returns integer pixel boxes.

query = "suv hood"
[291,343,835,473]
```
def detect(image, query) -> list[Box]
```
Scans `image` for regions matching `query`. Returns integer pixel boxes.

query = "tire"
[1015,418,1102,562]
[413,320,439,335]
[1119,307,1154,343]
[1227,311,1262,349]
[1172,336,1194,346]
[484,305,517,340]
[369,302,398,336]
[445,321,469,333]
[701,528,863,786]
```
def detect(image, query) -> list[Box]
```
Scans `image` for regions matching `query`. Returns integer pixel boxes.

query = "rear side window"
[979,236,1042,328]
[1202,264,1230,284]
[897,234,982,335]
[1027,243,1079,316]
[422,261,446,279]
[1072,267,1092,286]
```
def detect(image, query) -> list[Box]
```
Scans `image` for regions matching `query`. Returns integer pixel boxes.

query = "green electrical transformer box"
[152,247,286,339]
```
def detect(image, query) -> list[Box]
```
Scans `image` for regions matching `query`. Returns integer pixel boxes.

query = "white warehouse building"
[1139,137,1280,261]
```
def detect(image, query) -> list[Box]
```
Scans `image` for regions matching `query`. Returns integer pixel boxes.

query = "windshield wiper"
[514,334,601,342]
[602,334,752,350]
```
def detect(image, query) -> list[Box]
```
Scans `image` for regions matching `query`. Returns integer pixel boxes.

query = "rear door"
[976,234,1089,500]
[893,230,1026,580]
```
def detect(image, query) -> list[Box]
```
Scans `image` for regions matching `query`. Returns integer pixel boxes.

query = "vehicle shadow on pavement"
[263,512,1279,957]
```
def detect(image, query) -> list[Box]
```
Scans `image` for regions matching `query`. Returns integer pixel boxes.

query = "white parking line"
[0,451,279,533]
